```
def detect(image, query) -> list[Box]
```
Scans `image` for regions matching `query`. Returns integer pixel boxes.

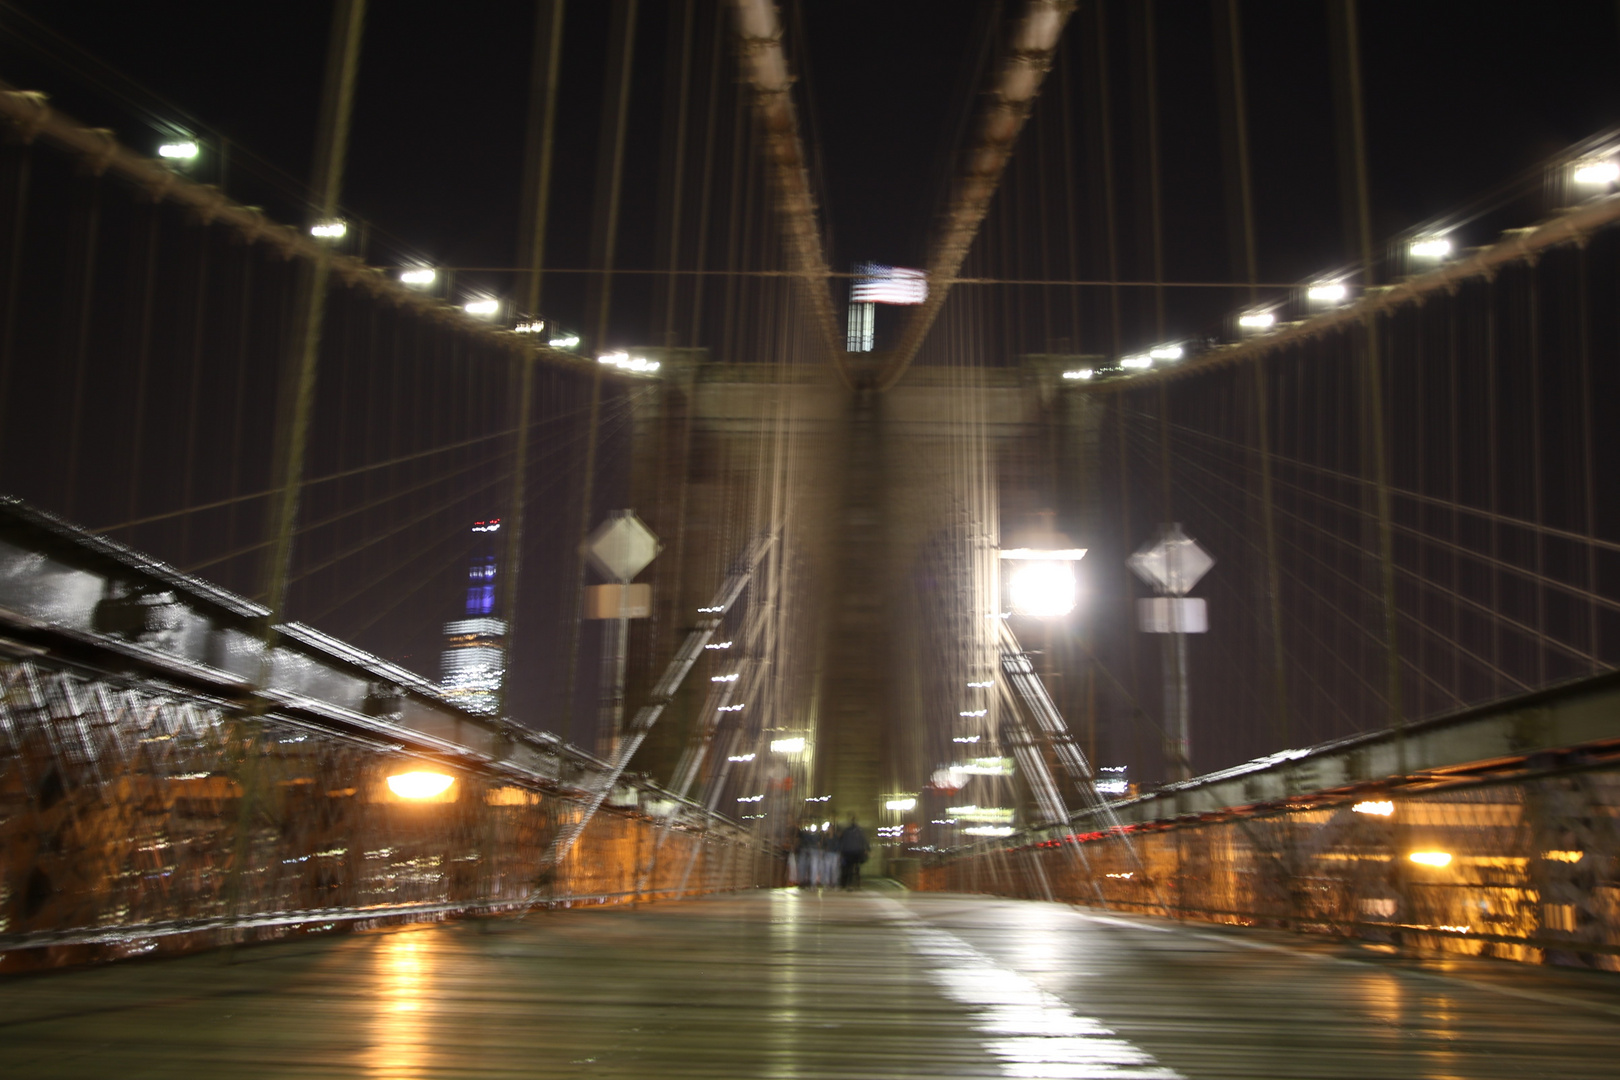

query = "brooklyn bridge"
[2,1,1619,1076]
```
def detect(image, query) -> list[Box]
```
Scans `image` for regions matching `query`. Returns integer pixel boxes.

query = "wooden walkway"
[5,887,1620,1078]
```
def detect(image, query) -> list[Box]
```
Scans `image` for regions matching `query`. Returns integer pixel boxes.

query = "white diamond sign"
[1127,524,1213,597]
[586,510,661,583]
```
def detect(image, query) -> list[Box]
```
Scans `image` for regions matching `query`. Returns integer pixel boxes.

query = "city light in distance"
[1061,368,1094,380]
[963,825,1014,837]
[953,735,981,744]
[1408,851,1453,867]
[513,320,544,333]
[1008,560,1078,618]
[959,709,987,718]
[805,794,830,802]
[967,680,993,688]
[1307,282,1348,303]
[738,794,763,803]
[771,737,805,754]
[1573,158,1620,184]
[471,519,501,533]
[549,334,580,348]
[1238,311,1276,329]
[885,797,917,811]
[310,220,347,239]
[387,771,454,799]
[1352,800,1395,816]
[158,140,199,160]
[718,703,744,712]
[711,673,739,682]
[1543,850,1583,863]
[1096,779,1127,795]
[704,640,732,650]
[1149,344,1184,361]
[946,805,978,815]
[999,548,1086,561]
[698,606,724,613]
[399,267,436,286]
[463,298,499,317]
[727,753,755,763]
[1409,236,1452,259]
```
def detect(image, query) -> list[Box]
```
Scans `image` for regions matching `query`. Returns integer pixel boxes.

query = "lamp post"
[584,510,661,759]
[1128,523,1213,782]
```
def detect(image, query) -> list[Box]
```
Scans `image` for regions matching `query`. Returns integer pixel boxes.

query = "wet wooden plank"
[2,889,1618,1078]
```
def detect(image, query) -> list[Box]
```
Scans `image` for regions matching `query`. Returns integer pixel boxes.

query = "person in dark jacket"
[837,815,870,889]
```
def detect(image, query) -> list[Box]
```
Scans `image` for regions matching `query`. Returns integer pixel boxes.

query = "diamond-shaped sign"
[1127,524,1213,597]
[586,510,661,583]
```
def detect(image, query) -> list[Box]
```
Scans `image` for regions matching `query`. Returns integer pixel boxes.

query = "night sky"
[5,0,1618,345]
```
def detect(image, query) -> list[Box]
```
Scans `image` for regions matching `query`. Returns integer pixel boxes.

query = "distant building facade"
[441,518,506,715]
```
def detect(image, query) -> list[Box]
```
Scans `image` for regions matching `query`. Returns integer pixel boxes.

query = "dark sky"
[4,0,1619,347]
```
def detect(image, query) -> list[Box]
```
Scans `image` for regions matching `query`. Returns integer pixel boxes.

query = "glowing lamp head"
[399,267,436,286]
[310,220,347,240]
[770,737,806,754]
[387,770,455,799]
[1238,311,1275,330]
[463,298,499,317]
[1408,851,1453,868]
[1307,282,1348,304]
[1409,237,1451,259]
[885,798,916,812]
[1352,800,1395,816]
[158,140,199,161]
[1008,560,1078,618]
[1573,159,1620,185]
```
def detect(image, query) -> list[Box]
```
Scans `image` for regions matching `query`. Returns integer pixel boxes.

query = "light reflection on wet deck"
[4,889,1619,1078]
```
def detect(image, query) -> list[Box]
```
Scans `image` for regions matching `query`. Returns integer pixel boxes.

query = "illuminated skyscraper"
[441,518,506,716]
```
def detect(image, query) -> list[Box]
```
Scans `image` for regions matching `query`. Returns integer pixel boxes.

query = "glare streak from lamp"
[387,771,454,799]
[1352,800,1394,816]
[1409,851,1453,867]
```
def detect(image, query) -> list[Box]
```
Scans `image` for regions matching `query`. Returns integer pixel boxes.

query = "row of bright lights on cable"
[1229,159,1617,337]
[1063,344,1181,381]
[598,351,661,375]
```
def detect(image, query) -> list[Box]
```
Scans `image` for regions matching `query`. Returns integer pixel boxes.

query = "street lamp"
[999,546,1086,619]
[158,140,199,162]
[1409,236,1451,260]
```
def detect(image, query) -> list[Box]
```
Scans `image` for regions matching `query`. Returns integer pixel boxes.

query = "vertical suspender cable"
[563,0,639,745]
[261,0,366,622]
[0,144,29,479]
[1333,0,1404,767]
[1216,0,1290,753]
[501,0,567,728]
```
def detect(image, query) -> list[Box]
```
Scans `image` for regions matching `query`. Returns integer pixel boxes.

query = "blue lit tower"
[440,518,505,715]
